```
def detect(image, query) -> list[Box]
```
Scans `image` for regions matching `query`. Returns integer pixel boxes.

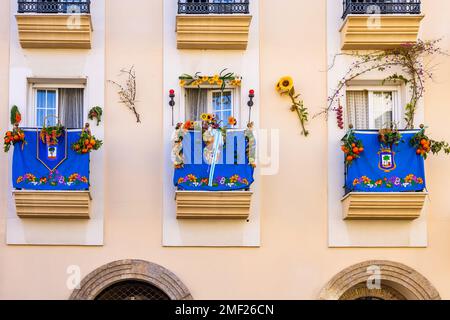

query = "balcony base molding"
[175,191,252,219]
[13,190,91,219]
[340,15,424,50]
[176,15,252,50]
[16,14,92,49]
[342,192,427,221]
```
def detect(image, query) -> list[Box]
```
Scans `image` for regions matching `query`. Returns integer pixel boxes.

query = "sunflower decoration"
[276,76,309,137]
[179,69,241,92]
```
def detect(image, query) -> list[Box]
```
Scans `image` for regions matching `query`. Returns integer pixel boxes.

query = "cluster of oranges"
[72,132,103,154]
[341,142,364,164]
[416,138,431,156]
[4,129,26,152]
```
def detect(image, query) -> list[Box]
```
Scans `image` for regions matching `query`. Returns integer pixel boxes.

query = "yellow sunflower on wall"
[276,76,294,93]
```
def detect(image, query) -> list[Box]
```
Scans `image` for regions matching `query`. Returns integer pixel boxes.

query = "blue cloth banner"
[13,129,90,191]
[174,130,255,191]
[345,130,426,194]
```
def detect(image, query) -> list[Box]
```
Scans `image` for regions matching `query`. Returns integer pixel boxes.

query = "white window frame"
[346,85,402,130]
[180,86,240,123]
[27,83,86,128]
[33,88,59,128]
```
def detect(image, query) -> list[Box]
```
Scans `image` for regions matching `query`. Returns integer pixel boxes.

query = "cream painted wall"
[1,0,450,300]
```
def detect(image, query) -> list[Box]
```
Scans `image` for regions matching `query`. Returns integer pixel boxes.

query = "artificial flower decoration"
[228,116,237,127]
[10,105,22,126]
[40,123,64,146]
[276,76,310,137]
[179,69,241,91]
[277,76,294,93]
[88,106,103,126]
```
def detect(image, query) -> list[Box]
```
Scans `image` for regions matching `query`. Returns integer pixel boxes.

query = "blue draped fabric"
[13,129,90,191]
[345,130,426,194]
[174,130,255,191]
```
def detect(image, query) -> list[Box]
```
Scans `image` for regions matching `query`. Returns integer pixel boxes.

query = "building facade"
[0,0,450,300]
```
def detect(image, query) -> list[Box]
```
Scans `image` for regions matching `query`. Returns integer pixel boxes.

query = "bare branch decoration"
[109,66,141,123]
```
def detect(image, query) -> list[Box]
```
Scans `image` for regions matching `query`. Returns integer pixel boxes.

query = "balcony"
[11,128,94,219]
[340,0,424,50]
[16,0,92,49]
[172,126,255,220]
[176,0,252,50]
[341,130,427,221]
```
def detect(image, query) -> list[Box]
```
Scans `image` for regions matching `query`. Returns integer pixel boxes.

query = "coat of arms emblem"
[378,147,396,173]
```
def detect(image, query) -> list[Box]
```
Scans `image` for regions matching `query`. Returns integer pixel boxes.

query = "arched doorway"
[70,260,193,300]
[319,260,440,301]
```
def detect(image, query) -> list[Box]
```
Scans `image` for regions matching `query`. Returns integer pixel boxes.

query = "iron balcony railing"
[342,0,421,19]
[18,0,91,14]
[178,0,249,15]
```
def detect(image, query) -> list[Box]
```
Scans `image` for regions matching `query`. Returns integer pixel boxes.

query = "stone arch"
[319,260,440,300]
[70,259,193,300]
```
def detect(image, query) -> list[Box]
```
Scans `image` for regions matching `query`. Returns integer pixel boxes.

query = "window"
[346,88,400,129]
[32,87,84,129]
[184,88,238,125]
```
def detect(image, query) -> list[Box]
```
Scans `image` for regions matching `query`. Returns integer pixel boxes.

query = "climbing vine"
[322,39,447,129]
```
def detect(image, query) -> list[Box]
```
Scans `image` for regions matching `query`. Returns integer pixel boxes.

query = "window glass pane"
[373,91,393,129]
[36,89,57,127]
[36,109,45,127]
[212,91,233,124]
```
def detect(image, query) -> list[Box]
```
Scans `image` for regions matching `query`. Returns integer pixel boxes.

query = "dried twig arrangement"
[109,66,141,123]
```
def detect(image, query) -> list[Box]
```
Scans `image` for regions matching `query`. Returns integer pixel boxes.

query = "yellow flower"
[201,114,209,121]
[213,75,220,81]
[201,76,209,83]
[180,80,186,87]
[277,76,294,93]
[217,79,224,86]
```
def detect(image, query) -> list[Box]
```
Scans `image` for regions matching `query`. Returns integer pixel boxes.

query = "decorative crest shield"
[378,147,396,173]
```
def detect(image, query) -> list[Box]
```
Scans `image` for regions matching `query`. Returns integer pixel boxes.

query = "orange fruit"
[90,139,96,146]
[346,156,353,162]
[6,132,12,137]
[84,139,90,146]
[74,145,80,150]
[420,139,427,145]
[13,135,19,141]
[351,143,356,148]
[416,149,422,155]
[82,149,88,153]
[353,147,359,154]
[359,147,364,152]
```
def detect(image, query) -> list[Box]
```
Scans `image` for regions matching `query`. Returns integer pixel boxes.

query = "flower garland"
[353,174,424,189]
[16,171,88,187]
[72,125,103,154]
[88,106,103,126]
[179,69,241,91]
[410,126,450,159]
[276,76,309,137]
[341,130,364,166]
